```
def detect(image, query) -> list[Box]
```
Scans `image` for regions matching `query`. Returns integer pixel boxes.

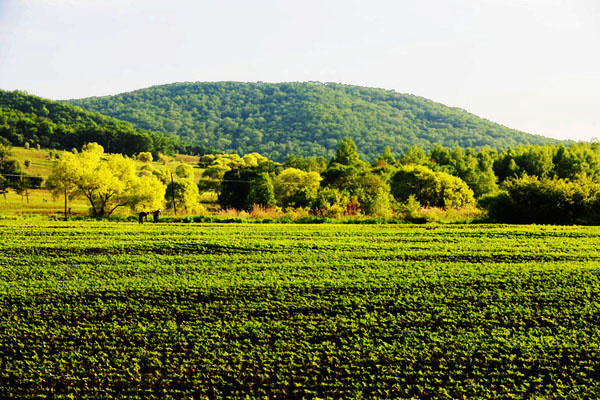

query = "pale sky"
[1,0,599,141]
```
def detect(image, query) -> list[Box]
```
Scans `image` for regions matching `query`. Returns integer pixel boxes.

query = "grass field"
[0,189,90,217]
[1,221,600,398]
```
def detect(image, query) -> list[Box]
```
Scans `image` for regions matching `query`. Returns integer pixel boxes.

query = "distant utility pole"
[170,172,177,215]
[64,189,68,221]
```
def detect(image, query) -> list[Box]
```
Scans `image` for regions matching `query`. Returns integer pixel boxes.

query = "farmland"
[1,221,600,398]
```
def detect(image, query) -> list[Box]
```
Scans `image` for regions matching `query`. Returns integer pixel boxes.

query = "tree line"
[200,139,600,224]
[17,138,600,224]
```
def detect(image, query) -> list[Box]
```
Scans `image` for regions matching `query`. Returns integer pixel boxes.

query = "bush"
[480,175,600,224]
[137,152,153,162]
[311,187,349,216]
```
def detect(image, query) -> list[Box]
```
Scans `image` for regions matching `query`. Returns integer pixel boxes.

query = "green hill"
[0,90,175,155]
[66,81,557,161]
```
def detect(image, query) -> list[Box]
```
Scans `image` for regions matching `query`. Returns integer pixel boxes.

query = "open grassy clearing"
[0,189,89,216]
[1,221,600,398]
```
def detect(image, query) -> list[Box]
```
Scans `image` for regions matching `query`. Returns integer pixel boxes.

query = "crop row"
[1,221,600,398]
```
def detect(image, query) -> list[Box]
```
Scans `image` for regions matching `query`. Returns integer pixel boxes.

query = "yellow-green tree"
[390,164,475,208]
[129,175,166,212]
[166,178,200,214]
[46,143,166,217]
[45,151,79,219]
[200,154,244,193]
[200,152,270,194]
[175,163,195,179]
[273,167,321,208]
[137,151,153,162]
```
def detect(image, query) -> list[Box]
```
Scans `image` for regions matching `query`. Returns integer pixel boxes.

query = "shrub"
[137,152,153,163]
[480,175,600,224]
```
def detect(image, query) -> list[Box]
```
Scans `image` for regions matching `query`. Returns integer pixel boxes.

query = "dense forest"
[0,90,176,156]
[66,82,557,161]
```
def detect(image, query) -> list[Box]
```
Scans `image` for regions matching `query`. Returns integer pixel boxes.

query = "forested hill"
[66,81,557,161]
[0,90,175,155]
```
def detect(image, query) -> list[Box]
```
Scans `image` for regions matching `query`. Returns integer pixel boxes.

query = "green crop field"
[1,221,600,399]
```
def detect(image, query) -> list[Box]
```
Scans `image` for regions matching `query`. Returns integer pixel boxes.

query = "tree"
[322,138,368,190]
[247,173,275,208]
[429,146,498,198]
[165,178,200,213]
[273,167,321,208]
[369,187,394,218]
[284,155,327,173]
[494,145,554,181]
[390,165,475,208]
[373,146,395,167]
[480,175,597,224]
[130,175,166,212]
[175,163,195,179]
[0,89,176,156]
[242,152,269,167]
[218,162,280,211]
[399,144,428,165]
[332,137,361,165]
[312,187,350,217]
[137,151,153,162]
[200,153,266,194]
[218,168,253,210]
[45,152,79,219]
[46,142,166,217]
[0,138,13,162]
[0,175,6,201]
[355,173,394,216]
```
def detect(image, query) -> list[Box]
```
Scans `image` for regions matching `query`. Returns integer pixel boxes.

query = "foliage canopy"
[0,90,175,156]
[65,82,556,161]
[46,143,165,216]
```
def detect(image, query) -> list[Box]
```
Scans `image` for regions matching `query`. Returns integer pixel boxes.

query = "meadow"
[1,221,600,398]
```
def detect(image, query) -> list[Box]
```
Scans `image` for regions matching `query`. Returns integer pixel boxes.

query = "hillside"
[66,81,557,161]
[0,90,175,155]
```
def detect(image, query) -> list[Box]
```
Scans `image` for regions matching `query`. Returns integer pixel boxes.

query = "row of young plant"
[2,222,600,398]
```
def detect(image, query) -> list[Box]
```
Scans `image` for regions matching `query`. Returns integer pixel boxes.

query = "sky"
[0,0,599,141]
